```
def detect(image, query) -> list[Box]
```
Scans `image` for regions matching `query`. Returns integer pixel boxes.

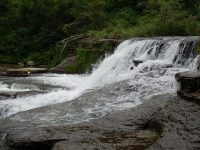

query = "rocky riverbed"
[0,91,199,150]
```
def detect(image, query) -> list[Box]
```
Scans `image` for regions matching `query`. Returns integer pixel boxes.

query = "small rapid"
[0,37,199,121]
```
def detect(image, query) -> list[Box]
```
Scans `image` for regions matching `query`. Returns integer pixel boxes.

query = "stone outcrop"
[176,71,200,104]
[176,71,200,91]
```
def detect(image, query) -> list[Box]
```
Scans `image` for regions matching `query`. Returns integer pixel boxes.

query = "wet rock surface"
[148,97,200,150]
[0,92,199,150]
[0,70,200,150]
[0,94,172,150]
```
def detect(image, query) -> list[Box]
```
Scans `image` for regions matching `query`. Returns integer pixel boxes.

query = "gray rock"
[0,94,173,150]
[176,71,200,104]
[176,71,200,91]
[148,97,200,150]
[0,87,199,150]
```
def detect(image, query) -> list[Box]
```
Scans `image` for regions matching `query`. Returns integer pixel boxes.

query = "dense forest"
[0,0,200,70]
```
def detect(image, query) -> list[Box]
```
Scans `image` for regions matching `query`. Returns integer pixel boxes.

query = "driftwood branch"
[57,33,90,45]
[57,33,90,55]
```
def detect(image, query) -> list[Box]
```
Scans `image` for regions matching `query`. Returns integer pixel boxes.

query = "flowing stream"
[0,37,199,123]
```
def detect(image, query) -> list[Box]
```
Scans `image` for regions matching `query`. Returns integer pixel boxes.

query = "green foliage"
[0,0,200,71]
[65,64,77,74]
[64,44,113,73]
[75,47,103,73]
[196,42,200,54]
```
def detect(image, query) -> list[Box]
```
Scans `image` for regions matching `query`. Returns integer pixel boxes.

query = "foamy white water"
[0,37,198,119]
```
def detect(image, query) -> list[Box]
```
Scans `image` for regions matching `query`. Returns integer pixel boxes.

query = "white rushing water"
[0,38,198,119]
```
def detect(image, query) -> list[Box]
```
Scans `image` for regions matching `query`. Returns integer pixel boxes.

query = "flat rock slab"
[0,94,173,150]
[176,71,200,79]
[0,94,199,150]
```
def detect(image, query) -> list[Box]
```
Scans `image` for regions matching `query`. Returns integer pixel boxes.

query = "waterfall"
[0,37,199,120]
[85,37,198,88]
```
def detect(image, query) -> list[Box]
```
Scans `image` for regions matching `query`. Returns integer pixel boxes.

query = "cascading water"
[0,37,199,123]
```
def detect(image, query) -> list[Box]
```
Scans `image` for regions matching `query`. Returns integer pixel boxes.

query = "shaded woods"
[0,0,199,70]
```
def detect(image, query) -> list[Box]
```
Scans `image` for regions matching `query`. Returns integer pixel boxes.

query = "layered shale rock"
[176,71,200,104]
